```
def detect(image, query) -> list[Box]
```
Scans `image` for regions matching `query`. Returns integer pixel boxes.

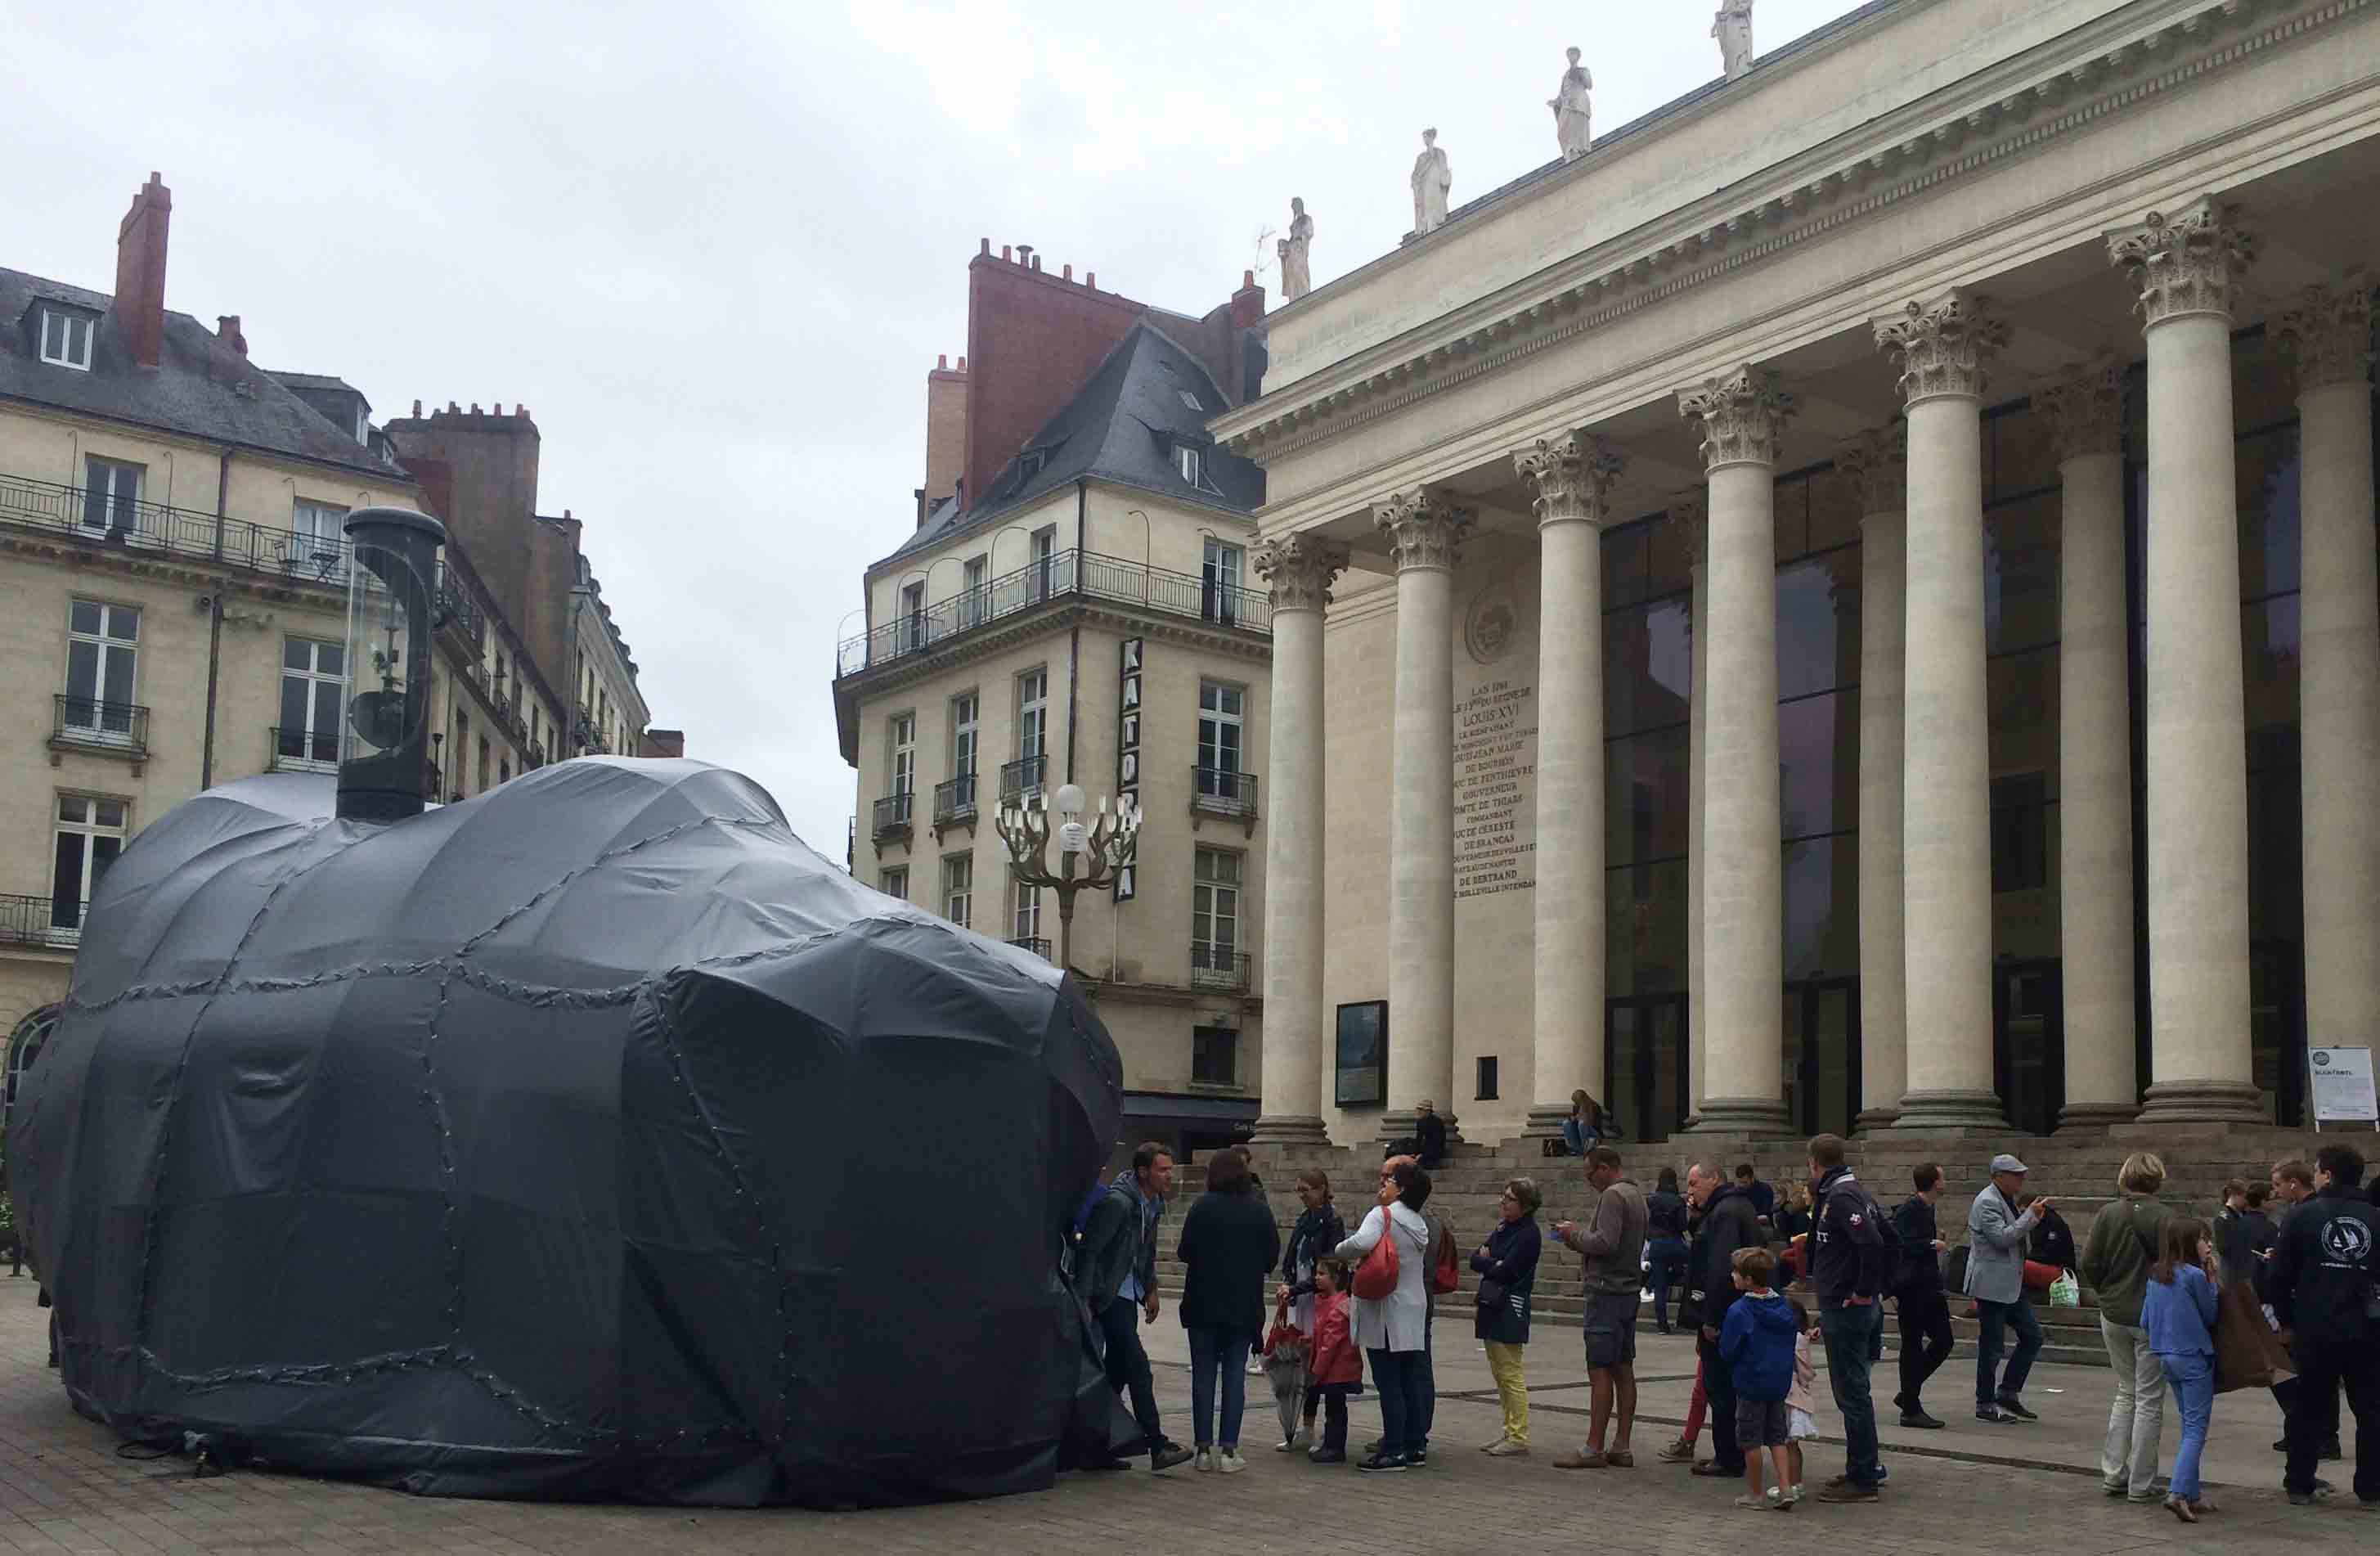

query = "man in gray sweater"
[1552,1145,1649,1468]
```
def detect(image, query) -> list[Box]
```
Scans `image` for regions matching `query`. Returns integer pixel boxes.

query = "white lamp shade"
[1058,820,1089,856]
[1053,783,1086,816]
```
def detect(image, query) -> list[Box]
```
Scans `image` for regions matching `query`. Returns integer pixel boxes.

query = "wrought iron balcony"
[872,789,914,841]
[0,471,354,583]
[932,771,978,828]
[1008,936,1052,960]
[0,893,87,948]
[1190,767,1259,832]
[269,725,340,773]
[834,548,1272,678]
[50,695,148,760]
[1190,941,1252,992]
[997,754,1049,804]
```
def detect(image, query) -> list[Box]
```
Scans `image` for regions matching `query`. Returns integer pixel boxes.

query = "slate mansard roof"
[878,321,1263,569]
[0,267,398,480]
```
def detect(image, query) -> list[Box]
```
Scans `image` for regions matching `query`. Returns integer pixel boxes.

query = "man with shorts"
[1553,1145,1648,1468]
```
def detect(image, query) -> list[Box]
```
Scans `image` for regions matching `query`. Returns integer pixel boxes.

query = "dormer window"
[1178,389,1204,413]
[38,307,95,371]
[1177,443,1206,488]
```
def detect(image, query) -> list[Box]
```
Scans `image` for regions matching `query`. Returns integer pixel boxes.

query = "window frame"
[1201,536,1245,626]
[276,636,347,771]
[63,598,140,740]
[51,793,128,936]
[1192,1024,1238,1087]
[1011,876,1042,940]
[879,865,909,901]
[950,690,979,777]
[38,308,95,371]
[889,711,917,798]
[942,853,973,927]
[1192,846,1243,956]
[82,456,142,536]
[1017,669,1049,760]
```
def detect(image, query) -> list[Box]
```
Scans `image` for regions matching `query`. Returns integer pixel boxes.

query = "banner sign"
[2309,1046,2378,1126]
[1114,636,1142,902]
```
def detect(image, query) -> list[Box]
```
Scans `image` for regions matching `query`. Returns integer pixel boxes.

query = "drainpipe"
[200,448,231,788]
[1065,480,1085,784]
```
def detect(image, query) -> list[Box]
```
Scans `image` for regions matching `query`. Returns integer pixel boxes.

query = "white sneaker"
[1484,1437,1530,1456]
[1193,1448,1215,1473]
[1275,1437,1298,1453]
[1215,1450,1249,1475]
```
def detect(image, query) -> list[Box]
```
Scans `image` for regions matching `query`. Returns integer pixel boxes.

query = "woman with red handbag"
[1334,1160,1433,1472]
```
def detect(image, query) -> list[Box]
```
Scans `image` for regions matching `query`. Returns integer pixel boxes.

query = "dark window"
[1990,772,2050,893]
[1192,1025,1237,1086]
[1475,1055,1498,1101]
[1334,1001,1387,1106]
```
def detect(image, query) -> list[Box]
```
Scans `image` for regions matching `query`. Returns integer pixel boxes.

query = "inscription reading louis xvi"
[1454,678,1537,899]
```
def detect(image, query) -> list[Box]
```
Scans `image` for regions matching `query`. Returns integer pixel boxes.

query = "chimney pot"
[979,237,990,255]
[956,355,966,371]
[1085,272,1095,290]
[937,353,948,370]
[1000,245,1012,261]
[213,314,247,356]
[1017,243,1035,265]
[1243,269,1256,289]
[1062,263,1072,281]
[411,399,423,417]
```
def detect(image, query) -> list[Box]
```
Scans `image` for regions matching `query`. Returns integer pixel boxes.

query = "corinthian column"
[2277,279,2380,1060]
[1839,430,1907,1129]
[2038,358,2138,1126]
[1676,367,1795,1131]
[1677,494,1710,1118]
[1516,431,1624,1135]
[1874,290,2008,1127]
[2108,199,2263,1122]
[1375,490,1472,1143]
[1251,533,1350,1145]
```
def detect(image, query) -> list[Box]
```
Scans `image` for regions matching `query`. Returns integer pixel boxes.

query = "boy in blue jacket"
[1720,1246,1800,1511]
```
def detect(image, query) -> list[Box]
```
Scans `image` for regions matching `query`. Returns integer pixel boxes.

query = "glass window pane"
[319,642,344,678]
[1776,557,1855,702]
[285,640,310,671]
[57,796,83,823]
[70,600,100,636]
[101,645,133,706]
[65,641,98,704]
[108,605,137,641]
[1988,402,2057,501]
[1645,510,1694,599]
[52,832,85,908]
[1780,689,1857,839]
[1773,472,1811,561]
[1782,835,1858,980]
[1605,597,1693,740]
[1984,495,2059,654]
[1809,465,1862,554]
[2237,426,2301,601]
[1605,858,1687,997]
[1605,726,1688,868]
[1604,522,1650,609]
[280,677,308,733]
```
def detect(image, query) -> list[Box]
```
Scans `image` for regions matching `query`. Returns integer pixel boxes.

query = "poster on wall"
[1335,1001,1387,1107]
[2309,1046,2378,1127]
[1113,636,1142,902]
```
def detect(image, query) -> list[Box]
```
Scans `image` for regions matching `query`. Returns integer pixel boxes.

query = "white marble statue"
[1551,47,1593,161]
[1714,1,1754,80]
[1278,196,1314,301]
[1411,128,1452,235]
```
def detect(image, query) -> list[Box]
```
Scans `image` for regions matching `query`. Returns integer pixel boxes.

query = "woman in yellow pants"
[1473,1177,1544,1453]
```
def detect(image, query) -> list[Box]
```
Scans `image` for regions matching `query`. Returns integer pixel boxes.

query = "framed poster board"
[1335,1000,1387,1107]
[2309,1046,2378,1127]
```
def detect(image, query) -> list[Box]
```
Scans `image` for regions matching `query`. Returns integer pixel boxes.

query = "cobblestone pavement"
[0,1283,2368,1555]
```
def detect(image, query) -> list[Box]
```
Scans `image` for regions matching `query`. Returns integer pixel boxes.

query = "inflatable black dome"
[8,758,1128,1506]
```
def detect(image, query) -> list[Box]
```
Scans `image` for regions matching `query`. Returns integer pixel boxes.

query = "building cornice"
[1215,0,2333,465]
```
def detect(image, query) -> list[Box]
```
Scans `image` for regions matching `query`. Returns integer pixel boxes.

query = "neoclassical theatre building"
[1219,0,2380,1149]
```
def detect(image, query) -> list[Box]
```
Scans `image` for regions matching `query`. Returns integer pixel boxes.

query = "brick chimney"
[112,173,172,370]
[215,315,247,357]
[1230,268,1265,330]
[922,353,969,527]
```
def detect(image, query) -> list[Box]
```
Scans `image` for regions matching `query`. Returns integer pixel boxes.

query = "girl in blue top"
[2139,1216,2218,1524]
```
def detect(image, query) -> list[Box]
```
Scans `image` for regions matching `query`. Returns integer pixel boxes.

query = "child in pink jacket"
[1783,1298,1818,1504]
[1305,1260,1362,1464]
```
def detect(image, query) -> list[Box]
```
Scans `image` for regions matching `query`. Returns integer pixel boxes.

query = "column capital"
[2036,354,2126,462]
[1513,430,1626,529]
[1253,533,1352,613]
[1836,426,1907,516]
[1677,365,1798,472]
[1667,492,1709,568]
[1373,489,1473,573]
[2107,198,2255,327]
[2274,274,2374,395]
[1873,289,2007,406]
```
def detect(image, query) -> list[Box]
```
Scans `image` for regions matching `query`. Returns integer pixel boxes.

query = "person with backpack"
[1334,1160,1433,1473]
[1075,1143,1196,1473]
[1368,1152,1459,1464]
[1805,1133,1889,1503]
[1552,1145,1648,1468]
[1646,1167,1693,1335]
[2077,1151,2175,1503]
[1889,1163,1954,1429]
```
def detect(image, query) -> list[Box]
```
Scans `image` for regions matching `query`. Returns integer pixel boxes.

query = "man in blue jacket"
[2268,1142,2380,1509]
[1807,1133,1888,1501]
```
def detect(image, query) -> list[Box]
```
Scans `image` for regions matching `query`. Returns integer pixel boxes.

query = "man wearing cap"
[1965,1154,2051,1425]
[1412,1100,1448,1169]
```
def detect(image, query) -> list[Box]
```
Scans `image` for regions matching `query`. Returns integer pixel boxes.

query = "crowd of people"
[1070,1131,2379,1520]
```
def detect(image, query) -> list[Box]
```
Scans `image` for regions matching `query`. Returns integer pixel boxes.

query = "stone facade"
[1218,0,2380,1147]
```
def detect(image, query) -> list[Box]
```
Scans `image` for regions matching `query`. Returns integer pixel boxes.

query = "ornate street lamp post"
[995,782,1141,972]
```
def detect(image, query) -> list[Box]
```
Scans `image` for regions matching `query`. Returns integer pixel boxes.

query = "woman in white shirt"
[1334,1160,1434,1472]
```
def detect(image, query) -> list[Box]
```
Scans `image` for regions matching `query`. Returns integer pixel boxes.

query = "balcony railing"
[0,471,360,583]
[932,771,978,826]
[0,893,87,949]
[998,754,1048,804]
[872,790,914,840]
[835,548,1272,677]
[51,695,149,760]
[269,725,339,773]
[1191,767,1259,825]
[1190,942,1252,992]
[1008,936,1052,960]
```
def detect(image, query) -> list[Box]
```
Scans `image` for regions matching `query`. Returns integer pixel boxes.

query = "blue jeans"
[1186,1327,1250,1450]
[1645,1238,1690,1331]
[1417,1304,1436,1450]
[1368,1347,1429,1457]
[1562,1118,1587,1154]
[1821,1302,1883,1486]
[2160,1351,2212,1502]
[1975,1297,2043,1406]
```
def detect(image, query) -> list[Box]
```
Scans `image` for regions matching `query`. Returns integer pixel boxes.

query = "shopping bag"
[2048,1270,2081,1307]
[2213,1279,2294,1393]
[1353,1216,1400,1300]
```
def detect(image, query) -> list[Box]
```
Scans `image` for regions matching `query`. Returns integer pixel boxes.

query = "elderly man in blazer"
[1966,1153,2053,1425]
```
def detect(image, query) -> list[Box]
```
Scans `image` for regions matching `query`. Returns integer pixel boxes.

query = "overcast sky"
[7,0,1865,855]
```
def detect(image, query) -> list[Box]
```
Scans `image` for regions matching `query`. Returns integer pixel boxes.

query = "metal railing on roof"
[835,547,1270,677]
